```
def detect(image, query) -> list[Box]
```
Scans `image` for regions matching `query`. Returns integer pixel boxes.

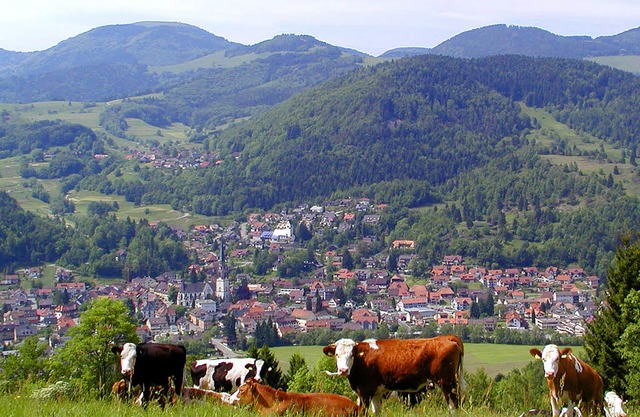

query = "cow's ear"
[529,348,542,359]
[245,363,255,370]
[111,345,122,355]
[323,345,336,356]
[560,348,572,358]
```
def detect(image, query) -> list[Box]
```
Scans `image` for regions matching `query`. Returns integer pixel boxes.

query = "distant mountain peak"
[430,24,621,58]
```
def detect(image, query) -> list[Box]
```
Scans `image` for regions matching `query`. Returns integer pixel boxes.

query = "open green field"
[0,99,193,148]
[67,190,223,229]
[271,343,585,377]
[589,55,640,74]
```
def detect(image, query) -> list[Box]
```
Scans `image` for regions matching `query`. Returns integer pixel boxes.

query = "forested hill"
[6,54,640,275]
[128,54,639,213]
[0,191,189,277]
[428,24,638,58]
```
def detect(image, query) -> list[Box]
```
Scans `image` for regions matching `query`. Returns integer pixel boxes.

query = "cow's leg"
[174,371,184,397]
[370,395,383,416]
[140,384,150,408]
[565,402,574,417]
[550,395,561,417]
[159,380,171,409]
[446,381,460,409]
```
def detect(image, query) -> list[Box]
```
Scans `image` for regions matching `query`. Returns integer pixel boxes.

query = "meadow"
[0,393,501,417]
[0,343,631,417]
[270,343,585,377]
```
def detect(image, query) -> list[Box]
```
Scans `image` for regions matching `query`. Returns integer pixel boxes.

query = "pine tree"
[470,301,481,319]
[257,345,287,390]
[286,352,308,381]
[341,247,354,270]
[585,234,640,396]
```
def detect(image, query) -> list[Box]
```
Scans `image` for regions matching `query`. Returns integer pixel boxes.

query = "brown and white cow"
[111,379,131,401]
[190,357,265,392]
[112,342,186,408]
[529,345,603,417]
[322,335,465,415]
[233,377,360,417]
[604,391,627,417]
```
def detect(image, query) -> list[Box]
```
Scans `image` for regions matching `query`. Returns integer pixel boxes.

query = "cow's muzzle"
[324,369,348,377]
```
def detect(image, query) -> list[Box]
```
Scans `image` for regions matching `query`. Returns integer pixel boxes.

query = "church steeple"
[216,237,231,302]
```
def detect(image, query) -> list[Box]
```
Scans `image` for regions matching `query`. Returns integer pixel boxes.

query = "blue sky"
[2,0,640,56]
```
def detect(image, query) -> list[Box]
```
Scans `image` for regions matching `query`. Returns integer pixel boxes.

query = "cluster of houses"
[123,148,220,170]
[0,199,601,349]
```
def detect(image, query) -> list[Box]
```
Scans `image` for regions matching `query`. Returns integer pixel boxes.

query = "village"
[0,197,599,350]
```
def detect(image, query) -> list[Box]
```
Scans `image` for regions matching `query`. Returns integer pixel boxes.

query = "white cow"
[604,391,627,417]
[190,358,265,392]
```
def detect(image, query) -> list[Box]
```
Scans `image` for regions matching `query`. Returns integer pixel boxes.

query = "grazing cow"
[190,357,265,392]
[529,345,603,417]
[604,391,627,417]
[322,335,464,415]
[234,377,359,417]
[182,387,237,404]
[111,342,186,407]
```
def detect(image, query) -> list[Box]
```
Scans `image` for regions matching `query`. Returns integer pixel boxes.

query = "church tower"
[215,238,231,302]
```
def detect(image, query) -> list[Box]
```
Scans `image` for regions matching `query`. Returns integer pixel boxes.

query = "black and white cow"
[190,358,265,392]
[111,342,186,407]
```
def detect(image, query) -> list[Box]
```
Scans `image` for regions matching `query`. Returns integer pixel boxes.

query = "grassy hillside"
[520,103,640,197]
[589,55,640,74]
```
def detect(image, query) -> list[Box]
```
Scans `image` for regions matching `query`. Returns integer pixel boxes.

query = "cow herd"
[110,338,627,417]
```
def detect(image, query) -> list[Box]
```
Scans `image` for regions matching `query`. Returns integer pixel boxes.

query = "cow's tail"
[456,344,466,406]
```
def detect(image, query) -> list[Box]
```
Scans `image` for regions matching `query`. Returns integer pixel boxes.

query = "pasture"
[0,393,490,417]
[271,343,585,377]
[520,103,640,197]
[0,343,628,417]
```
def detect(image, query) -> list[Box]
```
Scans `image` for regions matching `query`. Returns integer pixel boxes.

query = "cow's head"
[112,342,138,377]
[604,391,627,417]
[250,359,265,383]
[233,377,258,406]
[529,344,571,379]
[323,338,357,376]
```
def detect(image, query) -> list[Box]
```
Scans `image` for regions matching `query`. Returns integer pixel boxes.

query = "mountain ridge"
[2,21,640,63]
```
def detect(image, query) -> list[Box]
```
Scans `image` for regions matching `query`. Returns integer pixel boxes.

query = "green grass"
[67,190,220,229]
[0,392,553,417]
[271,343,585,377]
[0,343,619,417]
[588,55,640,74]
[520,103,640,197]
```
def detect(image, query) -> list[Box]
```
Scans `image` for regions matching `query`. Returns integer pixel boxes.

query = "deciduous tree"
[47,298,138,397]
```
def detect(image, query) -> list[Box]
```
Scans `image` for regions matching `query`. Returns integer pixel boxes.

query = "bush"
[31,381,75,400]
